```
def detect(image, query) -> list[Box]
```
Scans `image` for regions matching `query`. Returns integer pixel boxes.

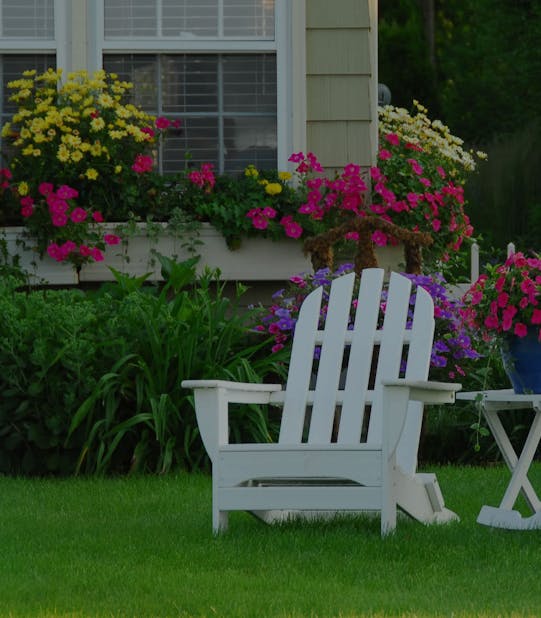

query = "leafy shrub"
[0,257,285,476]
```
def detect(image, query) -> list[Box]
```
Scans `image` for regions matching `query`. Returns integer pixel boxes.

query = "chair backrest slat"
[337,269,384,444]
[279,286,323,444]
[308,274,355,443]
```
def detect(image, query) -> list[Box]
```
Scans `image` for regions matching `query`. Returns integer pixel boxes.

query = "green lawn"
[2,465,541,618]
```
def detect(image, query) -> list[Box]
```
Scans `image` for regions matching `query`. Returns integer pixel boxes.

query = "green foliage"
[378,0,439,113]
[0,258,285,476]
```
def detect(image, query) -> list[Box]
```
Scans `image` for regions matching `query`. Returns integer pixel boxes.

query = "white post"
[507,242,516,257]
[470,241,479,283]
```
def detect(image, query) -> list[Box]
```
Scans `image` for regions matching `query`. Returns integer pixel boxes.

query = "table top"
[457,389,541,405]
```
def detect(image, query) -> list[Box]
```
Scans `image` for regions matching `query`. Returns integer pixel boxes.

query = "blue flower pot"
[501,330,541,393]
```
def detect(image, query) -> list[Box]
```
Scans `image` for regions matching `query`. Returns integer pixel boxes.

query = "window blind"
[1,0,54,39]
[104,0,274,39]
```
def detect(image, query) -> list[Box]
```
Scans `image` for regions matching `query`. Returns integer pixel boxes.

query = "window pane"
[163,118,219,173]
[1,54,56,161]
[223,0,274,38]
[104,0,157,37]
[162,0,218,37]
[2,54,56,115]
[224,116,276,174]
[162,55,218,114]
[1,0,54,38]
[223,54,276,113]
[103,55,158,111]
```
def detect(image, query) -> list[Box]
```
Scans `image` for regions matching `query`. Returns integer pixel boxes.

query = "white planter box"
[1,224,314,285]
[1,223,404,286]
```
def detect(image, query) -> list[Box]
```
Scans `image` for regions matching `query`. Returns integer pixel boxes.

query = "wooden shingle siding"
[305,0,377,170]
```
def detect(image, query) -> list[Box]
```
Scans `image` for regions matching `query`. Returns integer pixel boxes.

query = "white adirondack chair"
[182,269,461,536]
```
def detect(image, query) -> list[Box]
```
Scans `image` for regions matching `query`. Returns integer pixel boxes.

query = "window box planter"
[1,223,404,286]
[1,223,314,285]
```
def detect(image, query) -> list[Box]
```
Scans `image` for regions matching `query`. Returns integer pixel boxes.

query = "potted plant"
[462,251,541,393]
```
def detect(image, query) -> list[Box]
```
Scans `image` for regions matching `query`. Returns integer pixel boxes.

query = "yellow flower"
[108,129,126,140]
[90,142,103,156]
[70,150,83,163]
[1,122,12,137]
[265,182,283,196]
[278,171,292,181]
[97,93,114,108]
[90,117,106,131]
[57,144,70,162]
[85,168,99,180]
[18,182,29,196]
[21,145,36,156]
[115,165,122,174]
[244,165,259,178]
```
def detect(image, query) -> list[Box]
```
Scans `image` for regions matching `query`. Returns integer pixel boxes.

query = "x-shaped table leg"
[478,401,541,529]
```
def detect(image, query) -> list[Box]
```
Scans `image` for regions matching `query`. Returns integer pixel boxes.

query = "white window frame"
[85,0,305,170]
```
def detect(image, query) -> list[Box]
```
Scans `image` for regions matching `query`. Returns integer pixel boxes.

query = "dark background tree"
[379,0,541,248]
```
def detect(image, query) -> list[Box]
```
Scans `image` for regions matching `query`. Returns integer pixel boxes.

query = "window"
[97,0,285,175]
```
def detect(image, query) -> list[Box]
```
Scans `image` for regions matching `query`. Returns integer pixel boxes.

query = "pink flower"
[70,207,88,223]
[532,309,541,325]
[47,195,69,215]
[132,154,154,174]
[79,245,92,257]
[141,127,155,139]
[90,247,104,262]
[39,182,54,196]
[155,116,171,130]
[385,133,400,146]
[20,196,34,217]
[419,177,432,187]
[497,292,509,308]
[60,241,77,259]
[271,343,284,353]
[378,149,392,160]
[280,215,303,239]
[47,243,63,262]
[21,204,34,217]
[56,185,78,199]
[51,212,68,227]
[371,230,388,247]
[484,315,500,330]
[514,323,528,337]
[261,207,277,218]
[436,166,446,179]
[104,234,121,245]
[407,158,423,175]
[92,211,104,223]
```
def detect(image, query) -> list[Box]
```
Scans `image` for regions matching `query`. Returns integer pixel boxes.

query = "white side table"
[457,389,541,529]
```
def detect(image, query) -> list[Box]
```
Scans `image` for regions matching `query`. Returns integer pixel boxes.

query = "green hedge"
[0,258,285,476]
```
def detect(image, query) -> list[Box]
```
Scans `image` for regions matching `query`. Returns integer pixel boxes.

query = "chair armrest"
[382,379,462,405]
[181,379,283,405]
[181,379,284,459]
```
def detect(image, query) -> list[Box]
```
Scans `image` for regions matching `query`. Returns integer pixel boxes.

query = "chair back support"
[278,269,435,446]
